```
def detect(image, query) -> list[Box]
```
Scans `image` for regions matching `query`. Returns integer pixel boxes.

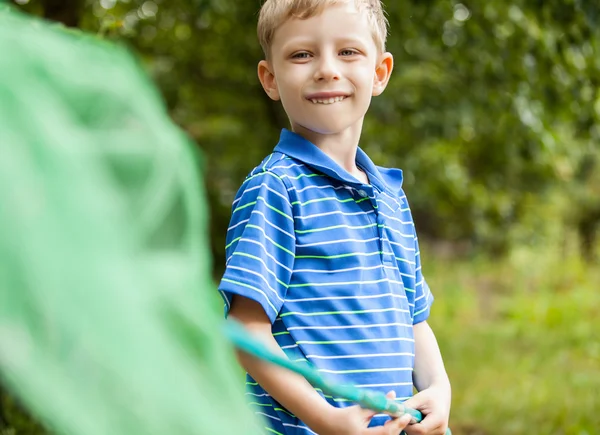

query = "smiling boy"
[218,1,451,434]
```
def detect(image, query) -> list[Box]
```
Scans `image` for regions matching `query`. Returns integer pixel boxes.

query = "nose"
[313,53,340,82]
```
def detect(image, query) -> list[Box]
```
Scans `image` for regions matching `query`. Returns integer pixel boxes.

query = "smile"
[309,96,347,105]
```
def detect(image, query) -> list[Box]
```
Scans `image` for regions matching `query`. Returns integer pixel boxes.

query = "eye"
[291,51,311,59]
[340,49,358,56]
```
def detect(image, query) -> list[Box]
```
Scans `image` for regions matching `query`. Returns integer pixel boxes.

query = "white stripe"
[293,264,397,274]
[298,337,414,345]
[389,240,416,252]
[384,225,414,238]
[270,162,304,170]
[381,191,408,210]
[221,280,278,316]
[241,224,295,257]
[282,423,317,434]
[227,239,293,273]
[295,209,375,220]
[356,382,413,388]
[251,210,295,239]
[307,352,414,360]
[255,412,280,422]
[288,183,352,194]
[286,290,406,303]
[227,265,285,303]
[227,218,250,232]
[288,322,412,331]
[297,236,379,248]
[396,257,417,266]
[281,344,299,349]
[379,211,414,226]
[286,308,410,317]
[379,199,398,213]
[226,240,292,277]
[290,278,405,289]
[235,173,289,206]
[319,367,413,374]
[246,392,271,397]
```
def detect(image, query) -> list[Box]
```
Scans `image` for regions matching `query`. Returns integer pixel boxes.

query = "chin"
[297,120,355,135]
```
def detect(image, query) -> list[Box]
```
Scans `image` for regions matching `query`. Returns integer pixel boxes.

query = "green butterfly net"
[0,5,263,434]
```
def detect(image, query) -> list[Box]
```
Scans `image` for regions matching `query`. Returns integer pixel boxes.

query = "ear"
[372,52,394,96]
[258,60,280,101]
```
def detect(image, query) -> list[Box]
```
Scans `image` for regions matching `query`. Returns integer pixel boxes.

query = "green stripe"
[274,407,295,418]
[265,428,284,435]
[233,200,257,214]
[230,252,289,288]
[263,200,294,221]
[262,153,273,170]
[246,224,294,255]
[220,278,278,313]
[273,331,290,336]
[414,306,429,317]
[248,402,272,408]
[232,196,293,222]
[225,236,241,250]
[246,381,259,386]
[244,168,284,184]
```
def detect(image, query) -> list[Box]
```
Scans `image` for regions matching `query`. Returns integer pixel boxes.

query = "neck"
[291,121,366,182]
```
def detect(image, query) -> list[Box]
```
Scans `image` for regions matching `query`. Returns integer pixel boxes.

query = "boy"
[218,1,451,434]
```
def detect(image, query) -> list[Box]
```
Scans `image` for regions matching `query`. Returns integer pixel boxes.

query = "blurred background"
[2,0,599,434]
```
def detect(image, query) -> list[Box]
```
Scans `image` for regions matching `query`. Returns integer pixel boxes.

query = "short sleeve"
[218,170,295,323]
[412,232,434,325]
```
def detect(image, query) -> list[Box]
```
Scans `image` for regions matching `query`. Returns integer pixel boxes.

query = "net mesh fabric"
[0,6,261,434]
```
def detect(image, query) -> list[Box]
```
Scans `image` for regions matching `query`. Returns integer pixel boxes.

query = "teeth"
[310,96,346,104]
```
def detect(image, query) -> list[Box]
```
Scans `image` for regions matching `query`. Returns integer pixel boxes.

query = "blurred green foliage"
[425,248,600,435]
[3,0,600,434]
[16,0,599,267]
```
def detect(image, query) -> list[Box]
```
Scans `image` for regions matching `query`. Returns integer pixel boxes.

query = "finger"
[365,415,412,435]
[385,390,397,400]
[355,403,378,420]
[413,415,445,435]
[401,391,427,411]
[385,413,412,431]
[403,422,426,435]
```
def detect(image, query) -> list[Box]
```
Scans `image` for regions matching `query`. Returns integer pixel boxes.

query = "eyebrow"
[280,35,371,54]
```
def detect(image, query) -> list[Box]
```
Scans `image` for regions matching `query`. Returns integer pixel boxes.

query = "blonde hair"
[257,0,388,59]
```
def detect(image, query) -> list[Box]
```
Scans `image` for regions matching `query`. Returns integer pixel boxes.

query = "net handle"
[223,320,451,435]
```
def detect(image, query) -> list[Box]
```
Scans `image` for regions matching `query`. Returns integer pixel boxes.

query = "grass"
[2,245,598,434]
[424,246,600,435]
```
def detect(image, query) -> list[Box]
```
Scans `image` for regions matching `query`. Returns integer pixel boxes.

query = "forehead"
[271,2,376,51]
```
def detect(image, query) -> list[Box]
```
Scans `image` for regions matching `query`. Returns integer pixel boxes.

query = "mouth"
[307,95,348,105]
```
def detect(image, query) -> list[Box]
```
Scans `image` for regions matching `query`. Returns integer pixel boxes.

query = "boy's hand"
[401,384,451,435]
[316,391,413,435]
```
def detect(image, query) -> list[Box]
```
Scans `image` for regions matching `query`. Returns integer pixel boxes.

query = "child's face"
[259,2,392,136]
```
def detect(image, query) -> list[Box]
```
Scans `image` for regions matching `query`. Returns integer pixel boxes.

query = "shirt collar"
[273,128,400,194]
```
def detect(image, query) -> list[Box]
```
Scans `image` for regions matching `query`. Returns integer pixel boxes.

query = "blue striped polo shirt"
[218,129,434,435]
